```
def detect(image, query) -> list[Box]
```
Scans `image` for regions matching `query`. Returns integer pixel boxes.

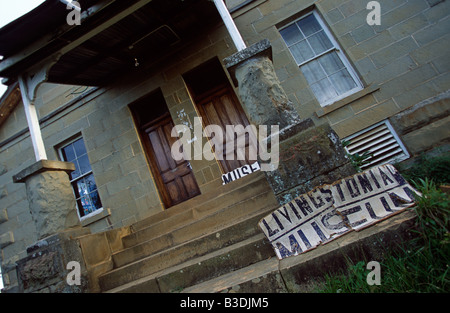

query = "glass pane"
[61,145,76,162]
[310,78,337,104]
[280,24,304,46]
[308,30,333,55]
[89,190,103,210]
[289,40,315,64]
[318,52,345,75]
[77,154,92,175]
[75,178,89,197]
[69,164,81,180]
[297,14,322,37]
[329,69,358,95]
[73,138,87,157]
[84,174,97,193]
[79,196,94,216]
[300,60,326,84]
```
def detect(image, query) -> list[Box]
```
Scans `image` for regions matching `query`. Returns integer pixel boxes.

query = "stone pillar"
[12,160,88,293]
[224,39,356,204]
[13,160,81,239]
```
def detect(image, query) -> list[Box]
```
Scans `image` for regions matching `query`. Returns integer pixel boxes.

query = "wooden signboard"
[259,164,419,259]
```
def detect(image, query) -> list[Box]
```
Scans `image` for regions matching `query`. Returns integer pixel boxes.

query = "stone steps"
[100,209,276,292]
[105,233,275,293]
[99,184,417,293]
[121,174,271,249]
[129,172,264,233]
[181,258,286,293]
[99,172,279,292]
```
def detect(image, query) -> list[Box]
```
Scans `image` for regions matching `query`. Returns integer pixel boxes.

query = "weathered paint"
[259,164,419,259]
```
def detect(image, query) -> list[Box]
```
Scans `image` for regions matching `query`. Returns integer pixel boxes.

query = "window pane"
[290,40,315,64]
[300,59,326,84]
[61,145,76,162]
[310,78,337,104]
[89,190,103,210]
[73,138,87,157]
[75,178,89,198]
[77,154,92,175]
[329,69,358,95]
[85,174,97,193]
[297,14,322,37]
[318,52,345,75]
[308,30,333,55]
[280,25,304,46]
[78,196,93,216]
[69,164,81,180]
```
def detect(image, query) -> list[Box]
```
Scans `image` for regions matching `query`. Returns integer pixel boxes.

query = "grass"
[315,155,450,293]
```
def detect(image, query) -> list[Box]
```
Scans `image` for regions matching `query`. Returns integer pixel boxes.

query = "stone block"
[0,231,14,248]
[0,208,8,224]
[370,37,419,68]
[263,123,355,205]
[389,13,429,41]
[411,33,450,64]
[78,233,111,267]
[16,228,90,293]
[12,160,80,239]
[389,90,450,134]
[402,115,450,155]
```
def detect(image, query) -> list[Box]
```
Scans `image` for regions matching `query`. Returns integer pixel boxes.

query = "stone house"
[0,0,448,292]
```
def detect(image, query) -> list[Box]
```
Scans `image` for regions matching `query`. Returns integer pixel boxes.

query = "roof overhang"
[0,0,221,87]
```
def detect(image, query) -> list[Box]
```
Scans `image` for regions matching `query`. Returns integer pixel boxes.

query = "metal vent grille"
[343,120,410,170]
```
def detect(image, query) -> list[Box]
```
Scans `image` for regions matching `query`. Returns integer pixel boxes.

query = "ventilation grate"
[343,120,410,170]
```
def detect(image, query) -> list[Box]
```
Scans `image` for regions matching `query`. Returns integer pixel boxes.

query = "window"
[343,120,410,170]
[59,137,102,219]
[280,11,363,106]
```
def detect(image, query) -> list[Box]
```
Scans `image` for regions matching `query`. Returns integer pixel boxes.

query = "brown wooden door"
[143,113,201,208]
[197,86,258,173]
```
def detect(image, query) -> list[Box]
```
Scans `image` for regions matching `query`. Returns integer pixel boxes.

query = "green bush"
[400,154,450,185]
[316,178,450,293]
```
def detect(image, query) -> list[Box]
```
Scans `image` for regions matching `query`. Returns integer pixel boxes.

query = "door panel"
[197,87,258,173]
[144,114,200,208]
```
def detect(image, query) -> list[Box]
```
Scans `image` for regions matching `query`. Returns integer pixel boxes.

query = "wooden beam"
[18,76,48,161]
[0,82,21,127]
[212,0,246,51]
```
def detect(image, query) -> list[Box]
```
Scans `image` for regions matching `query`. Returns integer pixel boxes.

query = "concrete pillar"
[224,40,356,204]
[13,160,81,240]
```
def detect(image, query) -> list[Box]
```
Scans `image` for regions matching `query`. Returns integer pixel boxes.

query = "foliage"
[316,177,450,293]
[400,153,450,185]
[341,139,373,172]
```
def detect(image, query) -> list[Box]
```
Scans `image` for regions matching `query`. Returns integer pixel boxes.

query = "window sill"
[315,84,380,117]
[80,208,111,227]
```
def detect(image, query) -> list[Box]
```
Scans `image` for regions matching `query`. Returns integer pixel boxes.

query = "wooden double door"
[142,113,200,208]
[137,85,255,208]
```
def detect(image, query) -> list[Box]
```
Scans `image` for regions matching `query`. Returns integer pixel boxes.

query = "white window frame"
[58,136,103,221]
[280,10,363,107]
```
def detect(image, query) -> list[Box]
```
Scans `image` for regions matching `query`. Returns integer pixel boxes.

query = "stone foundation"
[16,228,90,293]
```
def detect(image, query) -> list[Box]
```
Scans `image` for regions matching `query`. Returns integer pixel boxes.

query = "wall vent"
[343,120,410,170]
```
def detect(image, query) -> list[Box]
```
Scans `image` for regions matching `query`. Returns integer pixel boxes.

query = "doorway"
[130,90,201,208]
[183,58,258,173]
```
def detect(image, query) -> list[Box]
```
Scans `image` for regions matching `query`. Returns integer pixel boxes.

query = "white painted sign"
[259,164,419,259]
[222,162,260,185]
